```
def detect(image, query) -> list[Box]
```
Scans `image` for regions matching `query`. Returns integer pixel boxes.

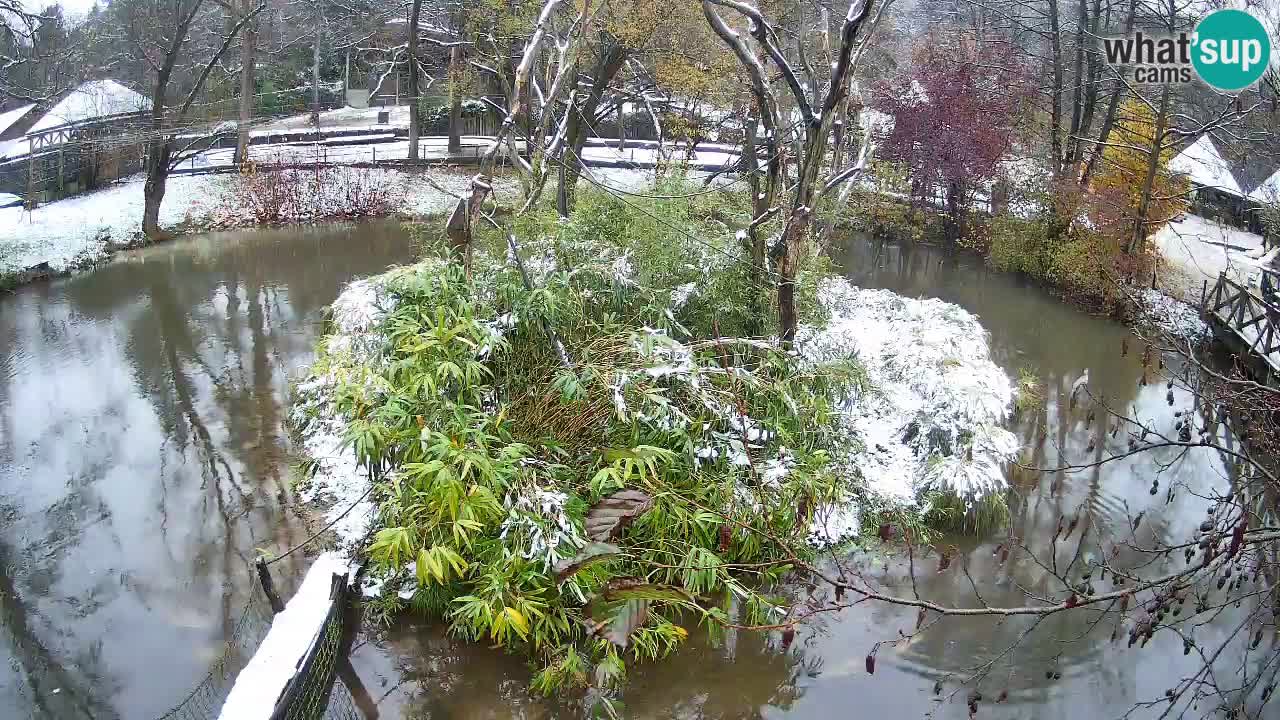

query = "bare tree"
[116,0,264,236]
[702,0,879,341]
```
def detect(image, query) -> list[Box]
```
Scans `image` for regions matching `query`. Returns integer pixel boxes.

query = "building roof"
[1250,167,1280,204]
[1168,134,1244,197]
[0,104,36,136]
[27,80,150,134]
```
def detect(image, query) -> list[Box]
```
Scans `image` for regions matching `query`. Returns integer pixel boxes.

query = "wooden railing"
[1207,272,1280,367]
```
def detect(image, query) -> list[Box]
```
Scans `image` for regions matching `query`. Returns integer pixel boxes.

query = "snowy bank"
[1134,287,1210,344]
[289,278,402,549]
[0,166,666,280]
[799,279,1018,540]
[1153,214,1266,302]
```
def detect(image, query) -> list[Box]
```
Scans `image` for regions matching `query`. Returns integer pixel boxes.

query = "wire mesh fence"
[153,586,276,720]
[271,573,354,720]
[152,565,369,720]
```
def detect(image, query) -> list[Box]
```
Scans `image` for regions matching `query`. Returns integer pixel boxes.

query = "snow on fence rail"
[217,552,363,720]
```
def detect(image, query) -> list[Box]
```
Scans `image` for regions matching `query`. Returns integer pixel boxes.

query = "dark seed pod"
[719,523,732,552]
[933,680,943,695]
[1053,671,1061,680]
[1252,629,1263,649]
[781,627,795,651]
[865,651,876,674]
[1045,670,1054,680]
[1164,689,1174,698]
[1183,639,1192,655]
[1150,485,1159,496]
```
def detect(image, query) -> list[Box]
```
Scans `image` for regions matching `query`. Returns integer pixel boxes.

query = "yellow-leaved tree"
[1090,98,1189,243]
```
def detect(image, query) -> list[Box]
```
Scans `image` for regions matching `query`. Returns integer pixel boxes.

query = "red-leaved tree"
[873,34,1030,240]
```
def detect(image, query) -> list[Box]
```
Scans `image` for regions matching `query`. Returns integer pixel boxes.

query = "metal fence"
[153,562,372,720]
[269,572,360,720]
[153,586,276,720]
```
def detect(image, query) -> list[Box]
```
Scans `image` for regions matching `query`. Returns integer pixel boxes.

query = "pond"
[0,223,1247,719]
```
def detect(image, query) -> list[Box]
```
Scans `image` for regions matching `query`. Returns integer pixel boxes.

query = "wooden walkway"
[1205,272,1280,382]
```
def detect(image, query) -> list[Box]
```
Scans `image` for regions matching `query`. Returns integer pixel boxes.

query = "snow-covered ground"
[288,278,401,549]
[0,174,226,274]
[1152,213,1268,302]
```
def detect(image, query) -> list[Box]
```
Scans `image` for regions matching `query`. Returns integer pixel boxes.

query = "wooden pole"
[256,558,285,613]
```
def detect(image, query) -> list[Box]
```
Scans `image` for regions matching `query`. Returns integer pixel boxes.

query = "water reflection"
[0,221,417,718]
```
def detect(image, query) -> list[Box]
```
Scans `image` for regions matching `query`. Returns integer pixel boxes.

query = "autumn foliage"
[872,34,1031,236]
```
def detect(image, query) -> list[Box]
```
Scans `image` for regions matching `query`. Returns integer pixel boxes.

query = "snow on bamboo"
[799,278,1018,541]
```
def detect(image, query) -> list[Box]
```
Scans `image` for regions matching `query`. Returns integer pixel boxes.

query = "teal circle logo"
[1192,9,1272,91]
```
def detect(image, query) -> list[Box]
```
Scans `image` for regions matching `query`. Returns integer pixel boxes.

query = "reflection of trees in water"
[0,220,417,717]
[0,509,118,719]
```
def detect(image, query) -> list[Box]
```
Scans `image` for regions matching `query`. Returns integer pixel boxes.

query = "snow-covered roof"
[1249,167,1280,205]
[0,104,35,135]
[28,80,150,133]
[1168,134,1244,197]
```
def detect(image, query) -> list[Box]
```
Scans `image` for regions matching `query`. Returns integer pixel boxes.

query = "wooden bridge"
[1204,272,1280,383]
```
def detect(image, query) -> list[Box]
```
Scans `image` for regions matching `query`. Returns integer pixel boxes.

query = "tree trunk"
[311,12,322,128]
[448,46,463,154]
[143,138,172,238]
[1047,0,1064,181]
[616,102,625,151]
[1128,84,1170,255]
[407,0,422,160]
[558,43,626,213]
[234,6,256,165]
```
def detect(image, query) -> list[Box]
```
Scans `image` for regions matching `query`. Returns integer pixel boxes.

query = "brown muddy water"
[0,224,1252,719]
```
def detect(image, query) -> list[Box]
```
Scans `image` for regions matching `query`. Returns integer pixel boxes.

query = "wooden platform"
[1205,272,1280,382]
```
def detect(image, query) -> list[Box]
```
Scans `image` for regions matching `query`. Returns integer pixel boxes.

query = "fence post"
[256,558,285,614]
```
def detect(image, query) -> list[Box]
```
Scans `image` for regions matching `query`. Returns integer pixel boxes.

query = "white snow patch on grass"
[216,552,350,720]
[0,168,513,276]
[0,174,227,274]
